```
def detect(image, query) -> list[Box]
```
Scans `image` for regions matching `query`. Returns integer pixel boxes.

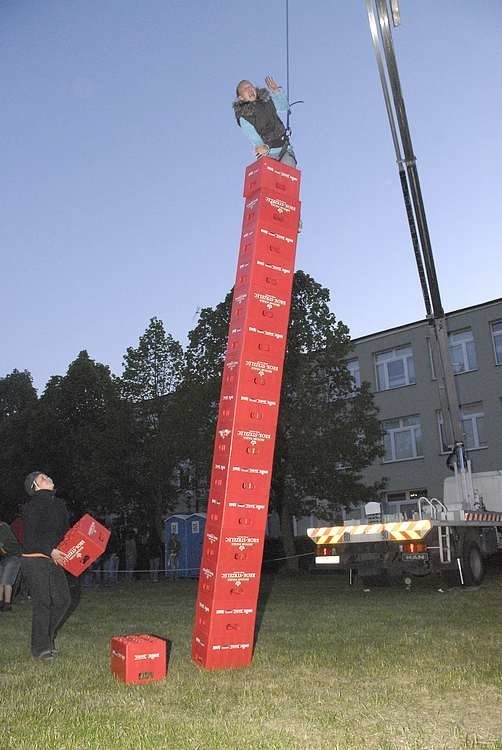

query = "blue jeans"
[0,555,21,586]
[268,145,297,168]
[103,554,119,584]
[167,553,179,579]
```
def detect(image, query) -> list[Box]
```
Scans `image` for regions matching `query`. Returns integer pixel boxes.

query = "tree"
[121,317,184,406]
[0,369,37,419]
[26,351,131,518]
[182,271,384,569]
[119,318,185,525]
[177,293,234,508]
[0,370,38,519]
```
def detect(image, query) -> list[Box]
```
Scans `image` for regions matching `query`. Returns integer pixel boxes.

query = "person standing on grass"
[102,526,120,585]
[0,520,22,612]
[146,525,163,583]
[124,527,137,581]
[167,532,181,580]
[21,471,71,662]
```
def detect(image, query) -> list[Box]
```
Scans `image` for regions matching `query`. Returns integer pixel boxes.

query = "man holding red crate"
[21,471,71,662]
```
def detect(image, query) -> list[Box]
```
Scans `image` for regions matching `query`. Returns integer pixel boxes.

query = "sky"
[3,1,501,394]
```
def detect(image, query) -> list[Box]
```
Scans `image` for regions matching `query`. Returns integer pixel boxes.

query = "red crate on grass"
[57,514,110,577]
[192,632,253,671]
[111,634,167,684]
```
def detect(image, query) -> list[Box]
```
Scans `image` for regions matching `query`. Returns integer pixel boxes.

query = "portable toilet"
[186,513,206,575]
[164,513,206,578]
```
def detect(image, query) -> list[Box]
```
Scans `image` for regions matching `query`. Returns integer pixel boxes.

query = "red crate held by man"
[57,514,110,577]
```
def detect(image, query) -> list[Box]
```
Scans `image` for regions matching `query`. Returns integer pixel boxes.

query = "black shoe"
[3,604,12,612]
[36,650,55,662]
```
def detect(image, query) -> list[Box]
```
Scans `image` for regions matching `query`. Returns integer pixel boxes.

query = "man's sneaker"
[3,604,12,612]
[36,650,55,662]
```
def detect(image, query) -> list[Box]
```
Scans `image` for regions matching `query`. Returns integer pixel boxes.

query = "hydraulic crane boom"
[365,0,472,498]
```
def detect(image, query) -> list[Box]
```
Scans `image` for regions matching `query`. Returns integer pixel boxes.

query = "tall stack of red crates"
[192,157,301,670]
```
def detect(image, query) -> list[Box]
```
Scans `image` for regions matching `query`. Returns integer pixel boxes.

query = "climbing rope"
[284,0,303,138]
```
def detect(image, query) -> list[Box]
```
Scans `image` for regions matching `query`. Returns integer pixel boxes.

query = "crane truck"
[307,0,502,586]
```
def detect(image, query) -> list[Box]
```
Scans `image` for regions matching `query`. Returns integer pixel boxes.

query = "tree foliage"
[0,273,384,543]
[274,271,383,515]
[181,271,385,564]
[121,317,184,405]
[119,318,186,522]
[0,370,38,519]
[27,351,131,516]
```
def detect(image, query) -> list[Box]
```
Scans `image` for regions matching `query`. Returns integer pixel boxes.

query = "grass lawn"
[2,567,502,750]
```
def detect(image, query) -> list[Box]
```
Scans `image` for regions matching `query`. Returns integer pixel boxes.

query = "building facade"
[348,298,502,519]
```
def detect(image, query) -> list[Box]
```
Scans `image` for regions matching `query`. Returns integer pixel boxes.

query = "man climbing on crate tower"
[233,76,297,167]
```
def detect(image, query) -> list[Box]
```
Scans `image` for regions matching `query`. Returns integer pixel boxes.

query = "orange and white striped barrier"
[307,519,433,545]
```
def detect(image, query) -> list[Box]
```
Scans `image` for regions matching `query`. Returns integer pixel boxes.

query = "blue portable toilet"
[186,513,206,576]
[164,513,206,578]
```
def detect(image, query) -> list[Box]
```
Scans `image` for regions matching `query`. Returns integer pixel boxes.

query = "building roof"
[351,297,502,345]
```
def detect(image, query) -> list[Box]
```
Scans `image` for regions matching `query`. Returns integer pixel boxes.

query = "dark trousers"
[21,557,71,657]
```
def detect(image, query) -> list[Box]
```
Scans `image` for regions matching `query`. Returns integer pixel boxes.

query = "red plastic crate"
[196,597,256,619]
[233,255,295,300]
[201,528,265,570]
[194,605,256,645]
[215,395,281,436]
[192,633,252,670]
[239,227,297,268]
[243,157,301,200]
[220,356,286,404]
[110,634,167,684]
[230,287,293,335]
[211,463,273,503]
[223,333,287,380]
[198,564,261,606]
[57,514,110,577]
[211,445,277,490]
[213,425,277,468]
[206,497,269,532]
[242,193,300,235]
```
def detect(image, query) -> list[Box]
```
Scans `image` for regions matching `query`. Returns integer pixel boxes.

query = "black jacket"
[233,88,287,148]
[22,490,70,556]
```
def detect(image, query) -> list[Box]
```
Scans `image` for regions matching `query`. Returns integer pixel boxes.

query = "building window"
[191,520,200,534]
[461,403,487,450]
[437,402,487,452]
[346,358,361,389]
[491,321,502,365]
[382,415,423,462]
[448,329,477,374]
[375,346,415,391]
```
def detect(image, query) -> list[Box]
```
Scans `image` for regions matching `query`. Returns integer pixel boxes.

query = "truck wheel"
[462,543,484,586]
